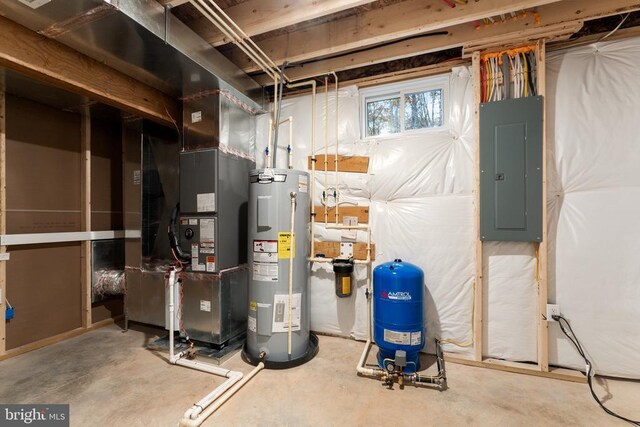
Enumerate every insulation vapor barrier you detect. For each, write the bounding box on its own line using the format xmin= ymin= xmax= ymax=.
xmin=256 ymin=36 xmax=640 ymax=378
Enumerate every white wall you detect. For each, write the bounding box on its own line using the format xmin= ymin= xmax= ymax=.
xmin=256 ymin=36 xmax=640 ymax=378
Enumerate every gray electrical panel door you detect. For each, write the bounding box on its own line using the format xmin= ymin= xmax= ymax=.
xmin=479 ymin=96 xmax=543 ymax=242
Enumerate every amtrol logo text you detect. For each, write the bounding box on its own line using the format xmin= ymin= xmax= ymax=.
xmin=381 ymin=291 xmax=412 ymax=300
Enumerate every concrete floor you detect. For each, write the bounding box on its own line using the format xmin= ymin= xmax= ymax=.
xmin=0 ymin=323 xmax=638 ymax=426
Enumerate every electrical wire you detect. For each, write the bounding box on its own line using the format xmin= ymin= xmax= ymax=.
xmin=599 ymin=13 xmax=631 ymax=42
xmin=554 ymin=314 xmax=640 ymax=426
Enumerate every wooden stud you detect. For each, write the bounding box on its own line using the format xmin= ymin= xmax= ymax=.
xmin=0 ymin=316 xmax=122 ymax=362
xmin=313 ymin=241 xmax=375 ymax=261
xmin=314 ymin=206 xmax=369 ymax=224
xmin=536 ymin=39 xmax=549 ymax=372
xmin=471 ymin=51 xmax=483 ymax=362
xmin=0 ymin=72 xmax=6 ymax=354
xmin=80 ymin=111 xmax=92 ymax=329
xmin=307 ymin=155 xmax=369 ymax=173
xmin=445 ymin=352 xmax=586 ymax=383
xmin=0 ymin=16 xmax=180 ymax=127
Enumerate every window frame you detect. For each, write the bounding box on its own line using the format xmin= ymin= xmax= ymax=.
xmin=360 ymin=75 xmax=450 ymax=140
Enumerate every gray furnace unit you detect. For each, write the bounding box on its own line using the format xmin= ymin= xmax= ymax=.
xmin=177 ymin=148 xmax=253 ymax=347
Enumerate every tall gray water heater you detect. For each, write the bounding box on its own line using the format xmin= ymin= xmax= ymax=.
xmin=243 ymin=168 xmax=318 ymax=368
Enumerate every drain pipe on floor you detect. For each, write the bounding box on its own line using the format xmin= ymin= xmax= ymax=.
xmin=167 ymin=266 xmax=264 ymax=426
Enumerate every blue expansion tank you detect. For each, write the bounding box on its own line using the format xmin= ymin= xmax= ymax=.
xmin=373 ymin=259 xmax=424 ymax=373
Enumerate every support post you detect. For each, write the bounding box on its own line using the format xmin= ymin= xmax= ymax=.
xmin=0 ymin=72 xmax=6 ymax=353
xmin=80 ymin=109 xmax=92 ymax=328
xmin=472 ymin=51 xmax=483 ymax=362
xmin=536 ymin=39 xmax=549 ymax=372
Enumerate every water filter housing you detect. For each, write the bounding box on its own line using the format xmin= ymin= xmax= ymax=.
xmin=244 ymin=168 xmax=318 ymax=367
xmin=374 ymin=259 xmax=425 ymax=373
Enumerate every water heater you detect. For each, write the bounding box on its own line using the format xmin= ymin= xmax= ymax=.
xmin=373 ymin=259 xmax=425 ymax=373
xmin=244 ymin=168 xmax=318 ymax=367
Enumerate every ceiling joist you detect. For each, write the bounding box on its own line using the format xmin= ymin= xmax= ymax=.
xmin=176 ymin=0 xmax=377 ymax=46
xmin=221 ymin=0 xmax=563 ymax=73
xmin=245 ymin=0 xmax=640 ymax=84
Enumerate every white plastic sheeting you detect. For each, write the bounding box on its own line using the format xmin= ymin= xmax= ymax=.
xmin=546 ymin=37 xmax=640 ymax=378
xmin=254 ymin=37 xmax=640 ymax=378
xmin=257 ymin=69 xmax=479 ymax=357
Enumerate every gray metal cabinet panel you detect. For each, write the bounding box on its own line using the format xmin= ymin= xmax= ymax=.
xmin=179 ymin=149 xmax=253 ymax=270
xmin=479 ymin=96 xmax=543 ymax=242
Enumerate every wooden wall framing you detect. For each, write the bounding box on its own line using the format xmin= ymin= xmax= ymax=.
xmin=446 ymin=40 xmax=585 ymax=382
xmin=0 ymin=95 xmax=123 ymax=359
xmin=0 ymin=73 xmax=6 ymax=354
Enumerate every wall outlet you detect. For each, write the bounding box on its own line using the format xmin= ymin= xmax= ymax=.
xmin=546 ymin=304 xmax=560 ymax=321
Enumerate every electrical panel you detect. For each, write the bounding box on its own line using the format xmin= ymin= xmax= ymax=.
xmin=479 ymin=96 xmax=543 ymax=242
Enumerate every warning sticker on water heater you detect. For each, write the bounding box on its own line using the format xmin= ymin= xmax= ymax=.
xmin=272 ymin=293 xmax=301 ymax=333
xmin=253 ymin=239 xmax=277 ymax=262
xmin=248 ymin=316 xmax=256 ymax=333
xmin=278 ymin=232 xmax=295 ymax=259
xmin=298 ymin=175 xmax=308 ymax=193
xmin=253 ymin=261 xmax=278 ymax=282
xmin=383 ymin=329 xmax=411 ymax=345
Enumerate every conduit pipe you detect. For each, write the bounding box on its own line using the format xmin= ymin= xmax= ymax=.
xmin=168 ymin=267 xmax=261 ymax=426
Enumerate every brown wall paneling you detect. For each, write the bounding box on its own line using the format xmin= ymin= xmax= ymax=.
xmin=6 ymin=95 xmax=81 ymax=234
xmin=123 ymin=124 xmax=141 ymax=268
xmin=91 ymin=117 xmax=123 ymax=231
xmin=6 ymin=243 xmax=82 ymax=349
xmin=5 ymin=95 xmax=83 ymax=348
xmin=91 ymin=296 xmax=124 ymax=323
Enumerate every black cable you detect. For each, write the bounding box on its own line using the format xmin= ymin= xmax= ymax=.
xmin=552 ymin=314 xmax=640 ymax=426
xmin=168 ymin=203 xmax=191 ymax=264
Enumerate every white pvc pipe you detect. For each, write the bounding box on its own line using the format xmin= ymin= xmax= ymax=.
xmin=201 ymin=0 xmax=285 ymax=81
xmin=267 ymin=118 xmax=273 ymax=168
xmin=330 ymin=72 xmax=339 ymax=225
xmin=168 ymin=266 xmax=250 ymax=426
xmin=179 ymin=362 xmax=265 ymax=427
xmin=286 ymin=80 xmax=317 ymax=259
xmin=286 ymin=116 xmax=293 ymax=169
xmin=169 ymin=268 xmax=178 ymax=363
xmin=288 ymin=192 xmax=297 ymax=355
xmin=323 ymin=76 xmax=329 ymax=226
xmin=191 ymin=0 xmax=279 ymax=80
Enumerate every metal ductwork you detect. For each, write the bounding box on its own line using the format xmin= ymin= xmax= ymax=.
xmin=0 ymin=0 xmax=262 ymax=110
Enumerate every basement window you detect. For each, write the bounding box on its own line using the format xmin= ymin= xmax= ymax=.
xmin=361 ymin=76 xmax=449 ymax=138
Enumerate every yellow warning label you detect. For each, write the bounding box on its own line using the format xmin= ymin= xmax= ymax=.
xmin=249 ymin=301 xmax=257 ymax=311
xmin=278 ymin=232 xmax=295 ymax=259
